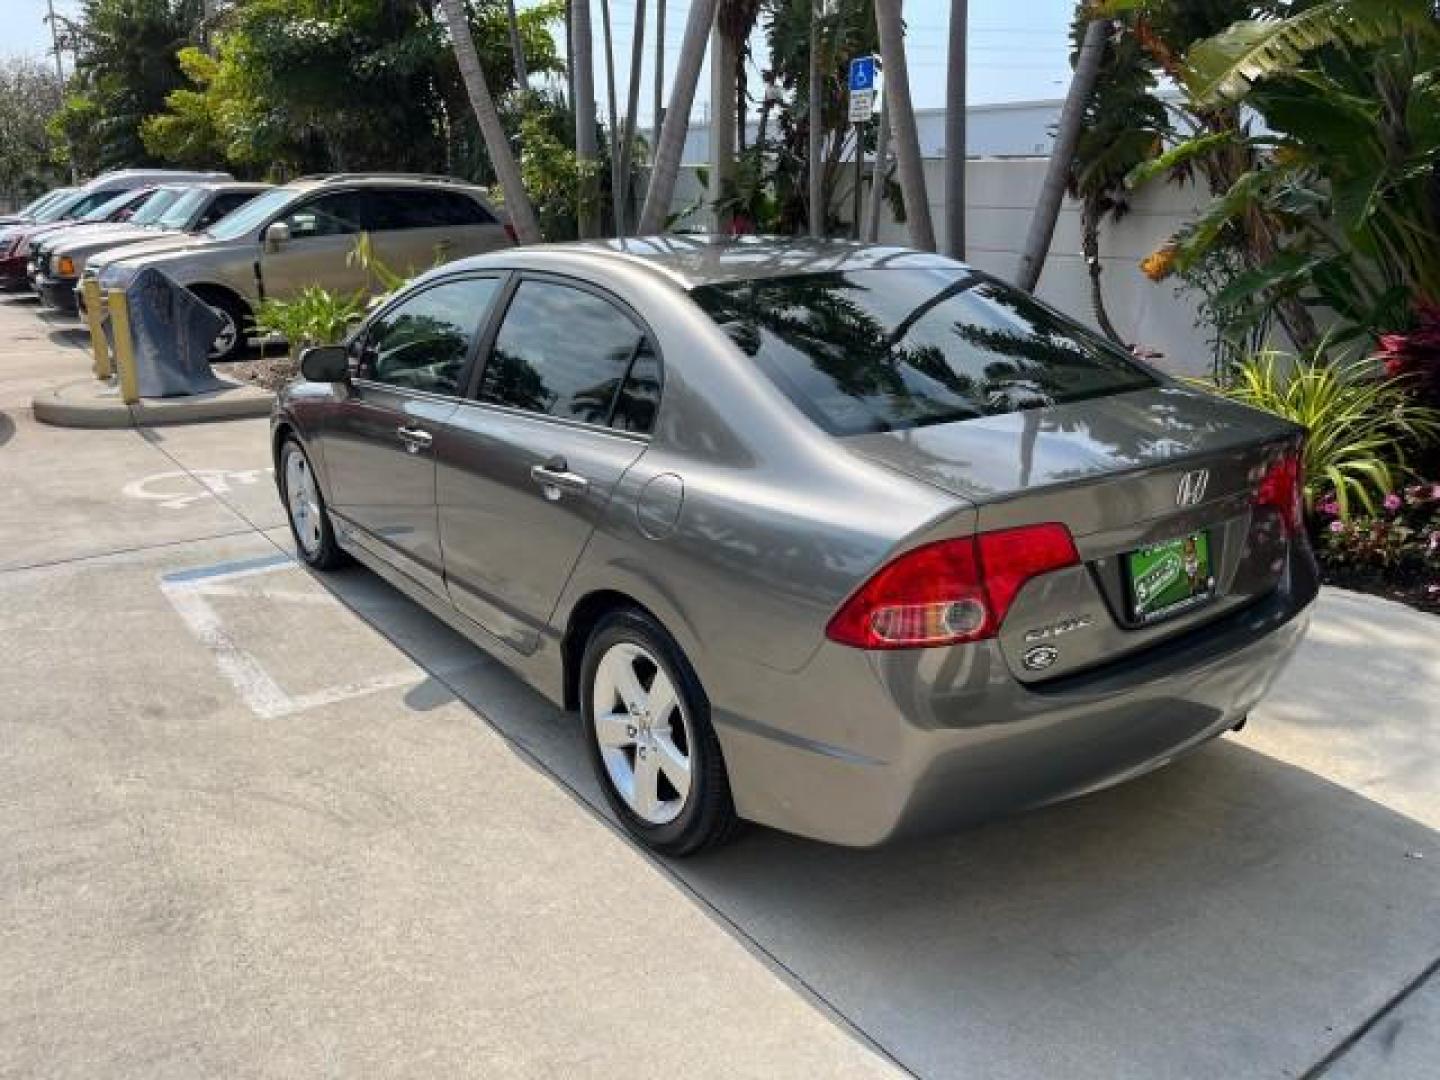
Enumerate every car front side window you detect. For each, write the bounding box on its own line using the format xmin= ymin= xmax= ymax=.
xmin=357 ymin=277 xmax=501 ymax=397
xmin=478 ymin=280 xmax=659 ymax=432
xmin=281 ymin=192 xmax=365 ymax=239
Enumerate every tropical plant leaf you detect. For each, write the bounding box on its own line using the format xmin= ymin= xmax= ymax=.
xmin=1126 ymin=130 xmax=1236 ymax=188
xmin=1184 ymin=0 xmax=1440 ymax=107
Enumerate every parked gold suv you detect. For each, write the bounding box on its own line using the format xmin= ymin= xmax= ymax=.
xmin=86 ymin=174 xmax=512 ymax=361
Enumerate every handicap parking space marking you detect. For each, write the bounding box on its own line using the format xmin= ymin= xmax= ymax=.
xmin=161 ymin=553 xmax=423 ymax=719
xmin=124 ymin=467 xmax=275 ymax=510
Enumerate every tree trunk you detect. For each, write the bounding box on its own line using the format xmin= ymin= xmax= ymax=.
xmin=1016 ymin=17 xmax=1106 ymax=291
xmin=505 ymin=0 xmax=528 ymax=88
xmin=652 ymin=0 xmax=666 ymax=163
xmin=874 ymin=0 xmax=935 ymax=250
xmin=599 ymin=0 xmax=623 ymax=234
xmin=1082 ymin=196 xmax=1125 ymax=345
xmin=617 ymin=0 xmax=647 ymax=237
xmin=638 ymin=0 xmax=722 ymax=234
xmin=943 ymin=0 xmax=966 ymax=258
xmin=807 ymin=0 xmax=823 ymax=238
xmin=709 ymin=24 xmax=736 ymax=232
xmin=438 ymin=0 xmax=541 ymax=243
xmin=571 ymin=0 xmax=600 ymax=237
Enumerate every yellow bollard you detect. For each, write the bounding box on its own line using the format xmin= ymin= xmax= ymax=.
xmin=106 ymin=289 xmax=140 ymax=405
xmin=81 ymin=278 xmax=112 ymax=380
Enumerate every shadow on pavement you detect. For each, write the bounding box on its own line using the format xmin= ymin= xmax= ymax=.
xmin=314 ymin=562 xmax=1440 ymax=1080
xmin=0 ymin=411 xmax=13 ymax=447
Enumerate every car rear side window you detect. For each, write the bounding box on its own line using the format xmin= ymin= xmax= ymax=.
xmin=690 ymin=268 xmax=1156 ymax=436
xmin=358 ymin=277 xmax=501 ymax=396
xmin=479 ymin=280 xmax=657 ymax=432
xmin=364 ymin=189 xmax=495 ymax=230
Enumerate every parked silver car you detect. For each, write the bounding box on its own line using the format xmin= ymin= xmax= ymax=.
xmin=35 ymin=182 xmax=270 ymax=312
xmin=271 ymin=237 xmax=1317 ymax=855
xmin=89 ymin=173 xmax=512 ymax=361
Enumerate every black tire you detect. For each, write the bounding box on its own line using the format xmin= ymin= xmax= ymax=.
xmin=278 ymin=437 xmax=347 ymax=570
xmin=193 ymin=287 xmax=250 ymax=363
xmin=581 ymin=608 xmax=741 ymax=857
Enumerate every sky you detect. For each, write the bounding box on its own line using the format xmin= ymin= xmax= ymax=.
xmin=4 ymin=0 xmax=1079 ymax=123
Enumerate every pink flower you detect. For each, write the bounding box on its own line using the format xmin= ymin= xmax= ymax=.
xmin=1316 ymin=497 xmax=1340 ymax=517
xmin=1384 ymin=493 xmax=1404 ymax=513
xmin=1329 ymin=520 xmax=1346 ymax=533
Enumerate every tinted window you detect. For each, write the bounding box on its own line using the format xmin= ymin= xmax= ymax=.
xmin=364 ymin=189 xmax=495 ymax=229
xmin=205 ymin=187 xmax=293 ymax=240
xmin=76 ymin=189 xmax=141 ymax=221
xmin=611 ymin=346 xmax=660 ymax=433
xmin=358 ymin=277 xmax=500 ymax=395
xmin=690 ymin=268 xmax=1156 ymax=436
xmin=196 ymin=191 xmax=258 ymax=229
xmin=280 ymin=191 xmax=365 ymax=238
xmin=480 ymin=281 xmax=651 ymax=428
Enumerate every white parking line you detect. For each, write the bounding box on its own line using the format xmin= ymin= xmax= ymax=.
xmin=161 ymin=553 xmax=422 ymax=719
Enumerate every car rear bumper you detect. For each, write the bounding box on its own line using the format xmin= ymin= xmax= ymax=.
xmin=712 ymin=544 xmax=1319 ymax=846
xmin=36 ymin=276 xmax=79 ymax=311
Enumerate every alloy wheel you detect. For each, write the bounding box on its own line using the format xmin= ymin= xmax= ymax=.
xmin=284 ymin=447 xmax=323 ymax=557
xmin=591 ymin=642 xmax=694 ymax=826
xmin=209 ymin=305 xmax=238 ymax=358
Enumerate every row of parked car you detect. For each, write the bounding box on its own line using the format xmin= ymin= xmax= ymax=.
xmin=1 ymin=169 xmax=513 ymax=360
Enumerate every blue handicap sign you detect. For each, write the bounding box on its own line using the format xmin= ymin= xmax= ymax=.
xmin=848 ymin=56 xmax=875 ymax=92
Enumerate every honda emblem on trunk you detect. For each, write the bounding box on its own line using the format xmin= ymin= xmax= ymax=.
xmin=1176 ymin=469 xmax=1210 ymax=508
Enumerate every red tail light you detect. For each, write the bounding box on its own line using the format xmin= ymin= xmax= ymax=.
xmin=1255 ymin=448 xmax=1304 ymax=535
xmin=826 ymin=523 xmax=1080 ymax=650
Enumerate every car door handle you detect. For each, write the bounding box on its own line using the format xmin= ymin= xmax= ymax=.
xmin=530 ymin=460 xmax=590 ymax=498
xmin=397 ymin=425 xmax=433 ymax=453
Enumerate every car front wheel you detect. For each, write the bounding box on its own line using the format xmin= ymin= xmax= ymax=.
xmin=280 ymin=437 xmax=345 ymax=569
xmin=581 ymin=610 xmax=740 ymax=856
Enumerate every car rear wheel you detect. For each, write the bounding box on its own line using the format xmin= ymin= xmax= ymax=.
xmin=280 ymin=438 xmax=345 ymax=570
xmin=581 ymin=610 xmax=740 ymax=856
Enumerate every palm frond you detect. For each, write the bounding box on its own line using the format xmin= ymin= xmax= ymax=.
xmin=1184 ymin=0 xmax=1440 ymax=107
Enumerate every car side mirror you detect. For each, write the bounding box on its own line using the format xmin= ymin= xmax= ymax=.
xmin=299 ymin=344 xmax=349 ymax=383
xmin=263 ymin=221 xmax=291 ymax=253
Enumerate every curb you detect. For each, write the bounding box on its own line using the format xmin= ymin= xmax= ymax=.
xmin=32 ymin=377 xmax=274 ymax=429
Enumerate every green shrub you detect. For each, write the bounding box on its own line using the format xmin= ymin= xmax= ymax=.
xmin=253 ymin=286 xmax=367 ymax=355
xmin=1207 ymin=350 xmax=1440 ymax=518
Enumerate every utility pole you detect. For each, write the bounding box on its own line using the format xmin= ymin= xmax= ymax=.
xmin=45 ymin=0 xmax=66 ymax=85
xmin=44 ymin=0 xmax=77 ymax=183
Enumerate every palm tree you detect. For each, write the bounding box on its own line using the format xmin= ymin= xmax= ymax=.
xmin=638 ymin=0 xmax=723 ymax=234
xmin=571 ymin=0 xmax=600 ymax=237
xmin=808 ymin=0 xmax=823 ymax=237
xmin=943 ymin=0 xmax=966 ymax=258
xmin=599 ymin=0 xmax=623 ymax=232
xmin=1064 ymin=8 xmax=1168 ymax=345
xmin=1016 ymin=15 xmax=1107 ymax=291
xmin=438 ymin=0 xmax=541 ymax=243
xmin=652 ymin=0 xmax=666 ymax=157
xmin=874 ymin=0 xmax=935 ymax=250
xmin=504 ymin=0 xmax=528 ymax=87
xmin=617 ymin=0 xmax=648 ymax=235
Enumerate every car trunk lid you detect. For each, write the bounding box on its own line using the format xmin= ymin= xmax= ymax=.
xmin=845 ymin=385 xmax=1305 ymax=681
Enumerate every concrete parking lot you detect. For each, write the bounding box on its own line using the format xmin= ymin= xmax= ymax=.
xmin=1 ymin=293 xmax=1437 ymax=1079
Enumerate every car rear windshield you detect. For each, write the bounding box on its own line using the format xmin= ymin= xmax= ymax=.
xmin=690 ymin=267 xmax=1157 ymax=436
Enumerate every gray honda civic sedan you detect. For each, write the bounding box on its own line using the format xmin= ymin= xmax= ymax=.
xmin=272 ymin=237 xmax=1317 ymax=855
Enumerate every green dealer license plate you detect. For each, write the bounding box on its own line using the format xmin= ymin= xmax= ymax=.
xmin=1126 ymin=532 xmax=1215 ymax=624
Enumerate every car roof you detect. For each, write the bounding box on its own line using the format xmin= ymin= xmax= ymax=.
xmin=458 ymin=235 xmax=967 ymax=290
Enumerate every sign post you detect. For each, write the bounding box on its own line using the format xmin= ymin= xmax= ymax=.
xmin=847 ymin=56 xmax=877 ymax=241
